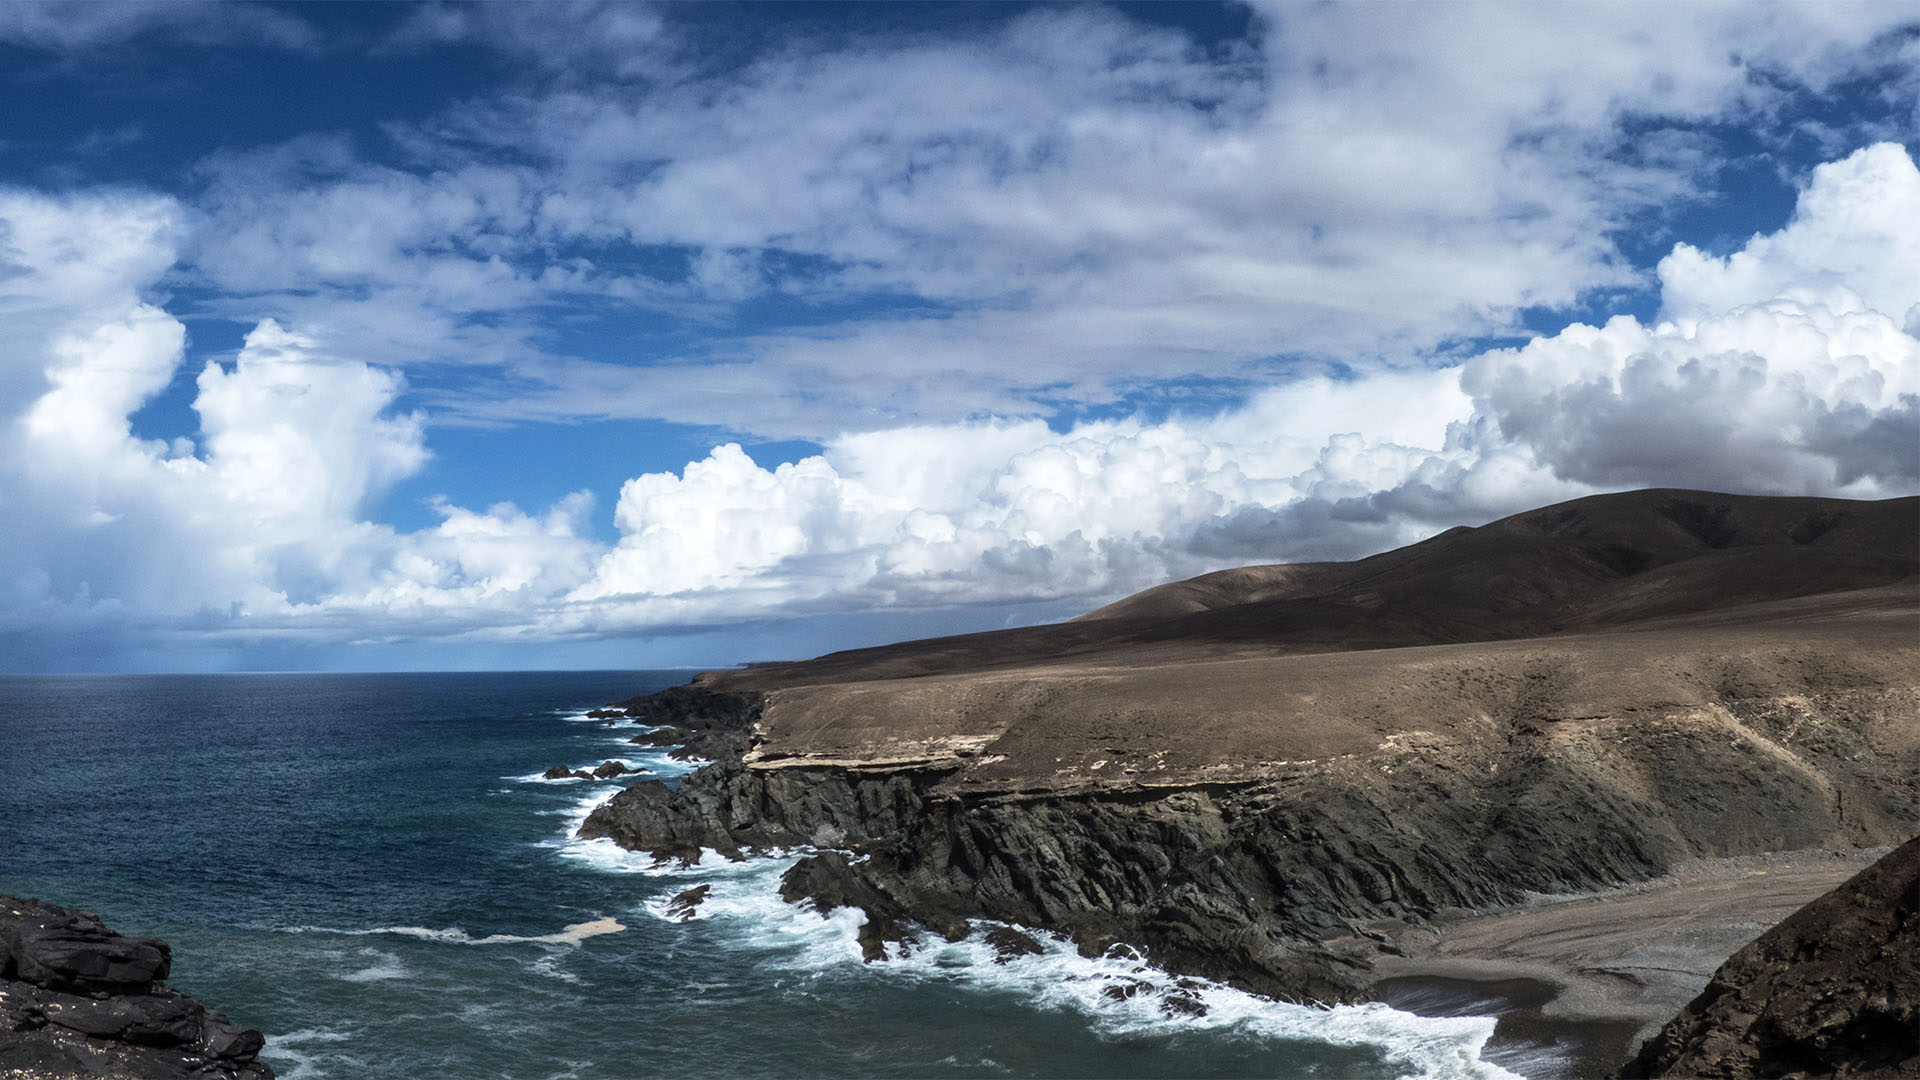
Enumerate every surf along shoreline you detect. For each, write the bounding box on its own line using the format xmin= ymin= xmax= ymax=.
xmin=571 ymin=675 xmax=1907 ymax=1078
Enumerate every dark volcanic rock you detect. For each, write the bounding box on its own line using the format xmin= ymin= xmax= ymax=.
xmin=0 ymin=896 xmax=272 ymax=1079
xmin=542 ymin=764 xmax=578 ymax=780
xmin=983 ymin=926 xmax=1045 ymax=963
xmin=592 ymin=760 xmax=639 ymax=780
xmin=587 ymin=670 xmax=1915 ymax=1009
xmin=1623 ymin=836 xmax=1920 ymax=1079
xmin=663 ymin=885 xmax=711 ymax=922
xmin=601 ymin=685 xmax=762 ymax=761
xmin=778 ymin=851 xmax=951 ymax=962
xmin=584 ymin=708 xmax=626 ymax=719
xmin=2 ymin=901 xmax=170 ymax=995
xmin=626 ymin=728 xmax=683 ymax=747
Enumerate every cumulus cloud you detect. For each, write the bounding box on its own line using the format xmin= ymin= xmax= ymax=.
xmin=182 ymin=2 xmax=1920 ymax=435
xmin=563 ymin=142 xmax=1920 ymax=628
xmin=568 ymin=367 xmax=1479 ymax=623
xmin=3 ymin=126 xmax=1917 ymax=660
xmin=0 ymin=191 xmax=594 ymax=646
xmin=1657 ymin=143 xmax=1920 ymax=324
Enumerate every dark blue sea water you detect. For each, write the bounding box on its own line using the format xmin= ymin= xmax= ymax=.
xmin=1 ymin=672 xmax=1516 ymax=1079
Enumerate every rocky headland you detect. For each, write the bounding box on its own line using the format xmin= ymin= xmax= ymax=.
xmin=578 ymin=489 xmax=1919 ymax=1062
xmin=0 ymin=896 xmax=271 ymax=1079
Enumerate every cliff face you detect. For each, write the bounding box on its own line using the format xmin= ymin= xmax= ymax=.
xmin=1623 ymin=836 xmax=1919 ymax=1078
xmin=581 ymin=490 xmax=1920 ymax=1006
xmin=0 ymin=896 xmax=272 ymax=1079
xmin=583 ymin=661 xmax=1917 ymax=1004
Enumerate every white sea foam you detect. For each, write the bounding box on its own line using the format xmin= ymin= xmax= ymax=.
xmin=285 ymin=918 xmax=625 ymax=947
xmin=262 ymin=1027 xmax=359 ymax=1080
xmin=530 ymin=954 xmax=582 ymax=984
xmin=623 ymin=851 xmax=1519 ymax=1080
xmin=541 ymin=788 xmax=620 ymax=840
xmin=868 ymin=933 xmax=1522 ymax=1080
xmin=338 ymin=948 xmax=410 ymax=983
xmin=618 ymin=746 xmax=702 ymax=778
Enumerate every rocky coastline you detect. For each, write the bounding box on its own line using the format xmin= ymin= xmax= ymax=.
xmin=579 ymin=672 xmax=1916 ymax=1014
xmin=0 ymin=895 xmax=271 ymax=1080
xmin=577 ymin=491 xmax=1919 ymax=1073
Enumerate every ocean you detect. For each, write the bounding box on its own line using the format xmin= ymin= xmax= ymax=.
xmin=0 ymin=672 xmax=1520 ymax=1079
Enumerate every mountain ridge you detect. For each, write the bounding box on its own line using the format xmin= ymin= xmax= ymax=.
xmin=708 ymin=488 xmax=1916 ymax=691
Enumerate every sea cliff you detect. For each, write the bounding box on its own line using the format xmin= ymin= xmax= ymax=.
xmin=581 ymin=652 xmax=1916 ymax=1007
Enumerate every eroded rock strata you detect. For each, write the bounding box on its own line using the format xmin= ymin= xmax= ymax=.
xmin=582 ymin=673 xmax=1917 ymax=1005
xmin=0 ymin=896 xmax=272 ymax=1080
xmin=1623 ymin=835 xmax=1919 ymax=1079
xmin=580 ymin=490 xmax=1920 ymax=1006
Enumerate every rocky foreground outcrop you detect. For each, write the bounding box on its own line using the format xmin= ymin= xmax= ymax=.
xmin=581 ymin=491 xmax=1919 ymax=1006
xmin=1623 ymin=835 xmax=1919 ymax=1078
xmin=0 ymin=896 xmax=271 ymax=1079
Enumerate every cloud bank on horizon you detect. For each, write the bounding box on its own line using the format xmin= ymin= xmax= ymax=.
xmin=1 ymin=1 xmax=1916 ymax=670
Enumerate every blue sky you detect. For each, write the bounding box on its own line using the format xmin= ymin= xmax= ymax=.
xmin=1 ymin=1 xmax=1916 ymax=672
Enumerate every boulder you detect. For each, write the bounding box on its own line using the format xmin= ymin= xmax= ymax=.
xmin=983 ymin=926 xmax=1045 ymax=964
xmin=0 ymin=895 xmax=272 ymax=1078
xmin=2 ymin=900 xmax=169 ymax=994
xmin=664 ymin=885 xmax=711 ymax=922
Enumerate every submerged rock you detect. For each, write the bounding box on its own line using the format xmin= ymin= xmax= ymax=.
xmin=1623 ymin=836 xmax=1920 ymax=1078
xmin=0 ymin=895 xmax=272 ymax=1079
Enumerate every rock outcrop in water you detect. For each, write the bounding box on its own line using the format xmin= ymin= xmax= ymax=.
xmin=1622 ymin=835 xmax=1920 ymax=1078
xmin=580 ymin=490 xmax=1920 ymax=1006
xmin=0 ymin=896 xmax=272 ymax=1079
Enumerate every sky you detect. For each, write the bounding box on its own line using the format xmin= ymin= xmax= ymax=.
xmin=1 ymin=1 xmax=1917 ymax=673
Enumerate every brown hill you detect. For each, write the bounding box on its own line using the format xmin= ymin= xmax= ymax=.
xmin=711 ymin=488 xmax=1916 ymax=690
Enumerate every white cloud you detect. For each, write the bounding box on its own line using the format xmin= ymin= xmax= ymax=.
xmin=0 ymin=0 xmax=317 ymax=52
xmin=564 ymin=142 xmax=1920 ymax=628
xmin=0 ymin=192 xmax=592 ymax=637
xmin=377 ymin=1 xmax=673 ymax=79
xmin=181 ymin=3 xmax=1920 ymax=435
xmin=1657 ymin=143 xmax=1920 ymax=324
xmin=5 ymin=81 xmax=1919 ymax=662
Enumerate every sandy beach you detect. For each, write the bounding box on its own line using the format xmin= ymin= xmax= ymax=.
xmin=1366 ymin=845 xmax=1893 ymax=1077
